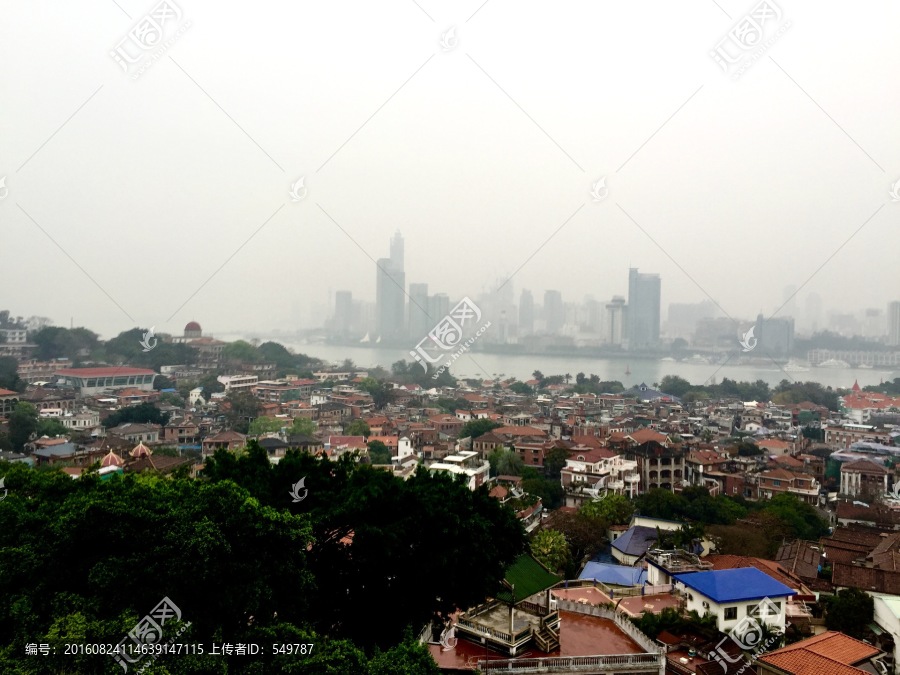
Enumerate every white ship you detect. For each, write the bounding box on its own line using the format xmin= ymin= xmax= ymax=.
xmin=817 ymin=358 xmax=851 ymax=368
xmin=783 ymin=361 xmax=810 ymax=373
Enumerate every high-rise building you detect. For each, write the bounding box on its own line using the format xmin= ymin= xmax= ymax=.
xmin=390 ymin=230 xmax=404 ymax=269
xmin=666 ymin=300 xmax=717 ymax=341
xmin=408 ymin=283 xmax=430 ymax=339
xmin=889 ymin=301 xmax=900 ymax=346
xmin=544 ymin=290 xmax=564 ymax=334
xmin=755 ymin=314 xmax=794 ymax=358
xmin=334 ymin=290 xmax=353 ymax=335
xmin=518 ymin=290 xmax=534 ymax=336
xmin=375 ymin=232 xmax=406 ymax=342
xmin=627 ymin=268 xmax=661 ymax=349
xmin=605 ymin=296 xmax=626 ymax=345
xmin=428 ymin=294 xmax=450 ymax=327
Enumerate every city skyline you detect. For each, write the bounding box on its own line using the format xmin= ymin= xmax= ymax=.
xmin=323 ymin=233 xmax=899 ymax=349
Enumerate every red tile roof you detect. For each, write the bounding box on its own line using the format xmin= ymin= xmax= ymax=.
xmin=0 ymin=388 xmax=17 ymax=396
xmin=759 ymin=631 xmax=879 ymax=674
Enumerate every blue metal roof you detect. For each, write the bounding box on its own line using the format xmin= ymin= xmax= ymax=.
xmin=579 ymin=562 xmax=647 ymax=586
xmin=674 ymin=568 xmax=793 ymax=603
xmin=611 ymin=526 xmax=659 ymax=557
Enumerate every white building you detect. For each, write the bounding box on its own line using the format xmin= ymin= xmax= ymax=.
xmin=428 ymin=450 xmax=490 ymax=490
xmin=560 ymin=447 xmax=640 ymax=498
xmin=217 ymin=374 xmax=258 ymax=393
xmin=673 ymin=568 xmax=793 ymax=633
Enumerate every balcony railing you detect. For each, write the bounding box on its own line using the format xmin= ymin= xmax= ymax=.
xmin=478 ymin=652 xmax=663 ymax=672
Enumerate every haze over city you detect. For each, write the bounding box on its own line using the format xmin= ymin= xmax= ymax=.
xmin=2 ymin=1 xmax=899 ymax=341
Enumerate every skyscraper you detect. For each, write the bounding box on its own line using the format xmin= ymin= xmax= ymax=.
xmin=334 ymin=290 xmax=353 ymax=335
xmin=544 ymin=290 xmax=564 ymax=334
xmin=889 ymin=301 xmax=900 ymax=346
xmin=605 ymin=296 xmax=626 ymax=345
xmin=627 ymin=268 xmax=661 ymax=349
xmin=375 ymin=232 xmax=406 ymax=342
xmin=518 ymin=290 xmax=534 ymax=336
xmin=408 ymin=282 xmax=430 ymax=339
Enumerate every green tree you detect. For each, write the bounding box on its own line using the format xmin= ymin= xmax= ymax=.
xmin=581 ymin=493 xmax=635 ymax=525
xmin=290 ymin=417 xmax=318 ymax=437
xmin=345 ymin=419 xmax=371 ymax=437
xmin=634 ymin=488 xmax=686 ymax=520
xmin=368 ymin=630 xmax=441 ymax=674
xmin=224 ymin=390 xmax=261 ymax=434
xmin=103 ymin=402 xmax=169 ymax=429
xmin=223 ymin=339 xmax=262 ymax=364
xmin=522 ymin=468 xmax=564 ymax=509
xmin=458 ymin=418 xmax=501 ymax=441
xmin=824 ymin=588 xmax=873 ymax=639
xmin=249 ymin=416 xmax=287 ymax=436
xmin=368 ymin=440 xmax=392 ymax=464
xmin=0 ymin=356 xmax=25 ymax=392
xmin=8 ymin=401 xmax=39 ymax=450
xmin=543 ymin=446 xmax=571 ymax=479
xmin=359 ymin=378 xmax=393 ymax=410
xmin=36 ymin=418 xmax=68 ymax=438
xmin=509 ymin=381 xmax=533 ymax=395
xmin=659 ymin=375 xmax=692 ymax=398
xmin=488 ymin=448 xmax=524 ymax=477
xmin=530 ymin=529 xmax=570 ymax=574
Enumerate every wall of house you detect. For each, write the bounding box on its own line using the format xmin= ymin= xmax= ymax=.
xmin=675 ymin=585 xmax=787 ymax=633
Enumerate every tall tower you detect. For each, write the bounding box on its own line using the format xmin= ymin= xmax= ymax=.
xmin=888 ymin=301 xmax=900 ymax=347
xmin=544 ymin=290 xmax=565 ymax=334
xmin=376 ymin=232 xmax=406 ymax=342
xmin=408 ymin=282 xmax=430 ymax=339
xmin=627 ymin=268 xmax=661 ymax=349
xmin=606 ymin=296 xmax=626 ymax=345
xmin=519 ymin=290 xmax=534 ymax=336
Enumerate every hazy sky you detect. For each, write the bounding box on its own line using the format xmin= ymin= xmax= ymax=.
xmin=1 ymin=0 xmax=898 ymax=339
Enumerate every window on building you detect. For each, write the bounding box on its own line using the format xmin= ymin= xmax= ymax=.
xmin=724 ymin=607 xmax=738 ymax=620
xmin=773 ymin=480 xmax=781 ymax=487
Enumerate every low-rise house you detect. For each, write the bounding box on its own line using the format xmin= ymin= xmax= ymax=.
xmin=756 ymin=630 xmax=888 ymax=675
xmin=839 ymin=459 xmax=890 ymax=498
xmin=756 ymin=468 xmax=820 ymax=504
xmin=201 ymin=430 xmax=247 ymax=456
xmin=106 ymin=423 xmax=160 ymax=444
xmin=0 ymin=388 xmax=19 ymax=419
xmin=673 ymin=567 xmax=793 ymax=633
xmin=428 ymin=450 xmax=490 ymax=490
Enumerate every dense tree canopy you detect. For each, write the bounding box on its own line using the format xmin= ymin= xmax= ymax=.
xmin=203 ymin=443 xmax=525 ymax=649
xmin=0 ymin=444 xmax=519 ymax=671
xmin=458 ymin=419 xmax=501 ymax=441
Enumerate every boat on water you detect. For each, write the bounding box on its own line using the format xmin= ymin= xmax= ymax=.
xmin=660 ymin=357 xmax=676 ymax=362
xmin=783 ymin=361 xmax=810 ymax=373
xmin=817 ymin=358 xmax=851 ymax=368
xmin=857 ymin=364 xmax=874 ymax=369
